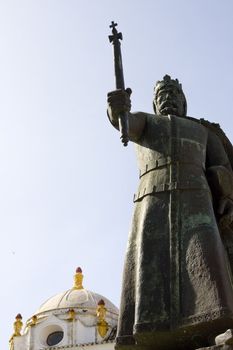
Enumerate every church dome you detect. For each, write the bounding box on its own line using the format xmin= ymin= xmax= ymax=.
xmin=36 ymin=284 xmax=118 ymax=316
xmin=10 ymin=267 xmax=118 ymax=350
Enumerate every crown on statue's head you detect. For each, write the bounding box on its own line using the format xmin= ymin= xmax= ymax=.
xmin=155 ymin=75 xmax=183 ymax=93
xmin=153 ymin=74 xmax=187 ymax=116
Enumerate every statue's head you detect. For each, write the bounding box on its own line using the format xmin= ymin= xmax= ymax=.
xmin=153 ymin=75 xmax=187 ymax=117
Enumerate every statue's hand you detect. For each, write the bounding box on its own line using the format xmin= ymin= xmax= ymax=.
xmin=218 ymin=197 xmax=233 ymax=228
xmin=107 ymin=88 xmax=132 ymax=125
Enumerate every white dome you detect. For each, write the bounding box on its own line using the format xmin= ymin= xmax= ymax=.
xmin=36 ymin=288 xmax=119 ymax=315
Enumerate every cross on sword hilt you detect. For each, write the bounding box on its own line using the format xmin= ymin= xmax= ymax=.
xmin=108 ymin=21 xmax=129 ymax=146
xmin=109 ymin=21 xmax=123 ymax=42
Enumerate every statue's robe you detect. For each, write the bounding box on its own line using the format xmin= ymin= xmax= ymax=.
xmin=116 ymin=113 xmax=233 ymax=350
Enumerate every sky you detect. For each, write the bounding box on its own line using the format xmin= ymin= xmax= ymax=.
xmin=1 ymin=0 xmax=233 ymax=348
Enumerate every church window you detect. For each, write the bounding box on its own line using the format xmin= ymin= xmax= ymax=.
xmin=46 ymin=331 xmax=64 ymax=346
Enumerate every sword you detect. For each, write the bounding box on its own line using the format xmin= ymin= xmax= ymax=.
xmin=109 ymin=21 xmax=129 ymax=147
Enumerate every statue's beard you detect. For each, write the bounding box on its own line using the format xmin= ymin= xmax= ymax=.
xmin=159 ymin=104 xmax=178 ymax=115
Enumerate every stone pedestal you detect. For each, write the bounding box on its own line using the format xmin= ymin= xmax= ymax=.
xmin=197 ymin=329 xmax=233 ymax=349
xmin=197 ymin=346 xmax=233 ymax=350
xmin=115 ymin=329 xmax=233 ymax=350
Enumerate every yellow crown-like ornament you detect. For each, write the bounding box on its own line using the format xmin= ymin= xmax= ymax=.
xmin=13 ymin=314 xmax=23 ymax=336
xmin=73 ymin=267 xmax=84 ymax=290
xmin=68 ymin=308 xmax=76 ymax=321
xmin=96 ymin=299 xmax=108 ymax=338
xmin=9 ymin=314 xmax=23 ymax=349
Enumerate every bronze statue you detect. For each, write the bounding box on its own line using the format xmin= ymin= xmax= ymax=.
xmin=107 ymin=75 xmax=233 ymax=350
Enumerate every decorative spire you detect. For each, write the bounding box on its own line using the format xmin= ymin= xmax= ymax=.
xmin=73 ymin=267 xmax=84 ymax=290
xmin=96 ymin=299 xmax=108 ymax=338
xmin=9 ymin=314 xmax=23 ymax=348
xmin=13 ymin=314 xmax=23 ymax=336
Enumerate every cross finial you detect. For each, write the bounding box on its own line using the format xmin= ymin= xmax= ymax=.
xmin=110 ymin=21 xmax=118 ymax=30
xmin=109 ymin=21 xmax=122 ymax=43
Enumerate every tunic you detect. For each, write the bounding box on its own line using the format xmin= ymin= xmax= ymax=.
xmin=116 ymin=113 xmax=233 ymax=350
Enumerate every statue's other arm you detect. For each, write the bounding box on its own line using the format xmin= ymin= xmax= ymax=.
xmin=206 ymin=129 xmax=233 ymax=226
xmin=107 ymin=89 xmax=146 ymax=141
xmin=206 ymin=129 xmax=232 ymax=171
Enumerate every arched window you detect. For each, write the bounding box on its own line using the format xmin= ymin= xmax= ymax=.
xmin=47 ymin=331 xmax=64 ymax=346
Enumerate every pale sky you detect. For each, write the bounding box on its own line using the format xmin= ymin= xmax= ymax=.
xmin=1 ymin=0 xmax=233 ymax=348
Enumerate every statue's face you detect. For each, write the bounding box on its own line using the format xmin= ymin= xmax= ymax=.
xmin=155 ymin=85 xmax=185 ymax=117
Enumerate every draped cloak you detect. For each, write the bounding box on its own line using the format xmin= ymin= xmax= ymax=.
xmin=115 ymin=113 xmax=233 ymax=350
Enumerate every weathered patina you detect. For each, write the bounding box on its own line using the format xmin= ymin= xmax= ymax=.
xmin=107 ymin=75 xmax=233 ymax=350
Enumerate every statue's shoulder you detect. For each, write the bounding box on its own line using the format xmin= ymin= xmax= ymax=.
xmin=131 ymin=111 xmax=154 ymax=119
xmin=131 ymin=111 xmax=158 ymax=128
xmin=187 ymin=115 xmax=225 ymax=135
xmin=188 ymin=116 xmax=233 ymax=169
xmin=199 ymin=118 xmax=232 ymax=149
